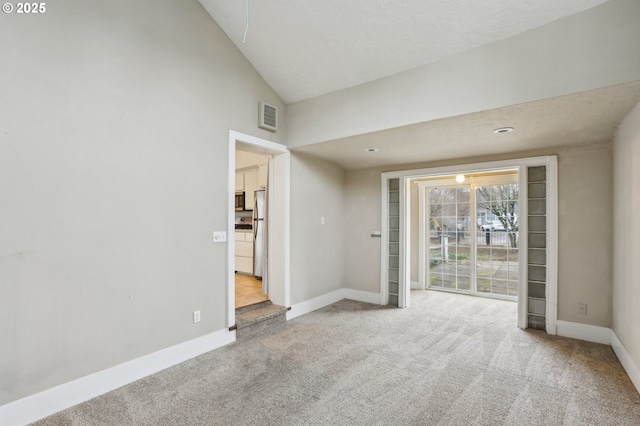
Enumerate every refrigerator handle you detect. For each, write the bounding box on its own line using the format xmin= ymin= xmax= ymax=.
xmin=253 ymin=192 xmax=258 ymax=240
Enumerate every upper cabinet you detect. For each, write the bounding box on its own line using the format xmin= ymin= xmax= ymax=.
xmin=235 ymin=150 xmax=269 ymax=208
xmin=243 ymin=168 xmax=258 ymax=210
xmin=258 ymin=164 xmax=268 ymax=188
xmin=235 ymin=171 xmax=244 ymax=191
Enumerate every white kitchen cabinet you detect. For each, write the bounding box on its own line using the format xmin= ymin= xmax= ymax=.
xmin=258 ymin=164 xmax=268 ymax=188
xmin=235 ymin=257 xmax=253 ymax=275
xmin=236 ymin=241 xmax=253 ymax=257
xmin=235 ymin=172 xmax=244 ymax=191
xmin=235 ymin=231 xmax=254 ymax=274
xmin=243 ymin=168 xmax=258 ymax=210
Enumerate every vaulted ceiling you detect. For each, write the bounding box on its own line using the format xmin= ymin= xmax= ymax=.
xmin=201 ymin=0 xmax=609 ymax=104
xmin=200 ymin=0 xmax=640 ymax=169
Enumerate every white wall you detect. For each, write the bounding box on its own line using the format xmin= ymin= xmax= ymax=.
xmin=290 ymin=153 xmax=346 ymax=303
xmin=344 ymin=144 xmax=613 ymax=327
xmin=286 ymin=0 xmax=640 ymax=147
xmin=612 ymin=101 xmax=640 ymax=369
xmin=0 ymin=0 xmax=284 ymax=406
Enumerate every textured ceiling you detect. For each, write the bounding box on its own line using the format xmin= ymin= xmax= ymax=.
xmin=200 ymin=0 xmax=609 ymax=104
xmin=291 ymin=81 xmax=640 ymax=170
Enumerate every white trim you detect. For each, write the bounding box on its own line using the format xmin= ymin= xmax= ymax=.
xmin=415 ymin=174 xmax=518 ymax=188
xmin=381 ymin=156 xmax=554 ymax=180
xmin=417 ymin=185 xmax=425 ymax=291
xmin=545 ymin=156 xmax=559 ymax=335
xmin=344 ymin=289 xmax=381 ymax=304
xmin=0 ymin=329 xmax=235 ymax=426
xmin=379 ymin=176 xmax=390 ymax=305
xmin=286 ymin=289 xmax=346 ymax=320
xmin=400 ymin=177 xmax=409 ymax=308
xmin=227 ymin=139 xmax=237 ymax=328
xmin=556 ymin=320 xmax=611 ymax=345
xmin=283 ymin=154 xmax=291 ymax=307
xmin=517 ymin=165 xmax=528 ymax=329
xmin=228 ymin=131 xmax=290 ymax=327
xmin=611 ymin=331 xmax=640 ymax=395
xmin=286 ymin=289 xmax=382 ymax=321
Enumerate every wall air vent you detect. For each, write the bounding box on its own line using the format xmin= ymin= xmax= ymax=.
xmin=258 ymin=101 xmax=277 ymax=132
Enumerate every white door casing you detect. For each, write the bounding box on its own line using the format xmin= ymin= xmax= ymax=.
xmin=227 ymin=131 xmax=290 ymax=329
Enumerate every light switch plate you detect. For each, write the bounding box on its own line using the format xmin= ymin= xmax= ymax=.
xmin=213 ymin=231 xmax=227 ymax=243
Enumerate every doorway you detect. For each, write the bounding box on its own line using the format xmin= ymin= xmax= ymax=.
xmin=234 ymin=149 xmax=270 ymax=309
xmin=227 ymin=131 xmax=290 ymax=330
xmin=380 ymin=156 xmax=558 ymax=332
xmin=418 ymin=170 xmax=519 ymax=300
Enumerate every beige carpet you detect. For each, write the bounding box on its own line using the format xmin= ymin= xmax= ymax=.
xmin=34 ymin=291 xmax=640 ymax=425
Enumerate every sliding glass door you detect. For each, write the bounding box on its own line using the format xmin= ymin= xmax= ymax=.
xmin=422 ymin=173 xmax=519 ymax=300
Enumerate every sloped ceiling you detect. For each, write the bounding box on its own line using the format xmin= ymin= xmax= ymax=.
xmin=201 ymin=0 xmax=609 ymax=104
xmin=200 ymin=1 xmax=640 ymax=170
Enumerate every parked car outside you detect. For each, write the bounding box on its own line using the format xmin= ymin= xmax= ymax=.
xmin=480 ymin=221 xmax=504 ymax=232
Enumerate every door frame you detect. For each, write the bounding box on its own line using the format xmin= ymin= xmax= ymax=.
xmin=417 ymin=172 xmax=520 ymax=299
xmin=227 ymin=130 xmax=290 ymax=329
xmin=380 ymin=156 xmax=558 ymax=333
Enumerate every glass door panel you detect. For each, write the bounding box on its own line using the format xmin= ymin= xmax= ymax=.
xmin=475 ymin=184 xmax=519 ymax=298
xmin=427 ymin=187 xmax=471 ymax=293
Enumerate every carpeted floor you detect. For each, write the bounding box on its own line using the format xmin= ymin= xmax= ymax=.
xmin=34 ymin=291 xmax=640 ymax=425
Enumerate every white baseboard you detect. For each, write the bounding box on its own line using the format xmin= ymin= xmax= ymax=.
xmin=286 ymin=289 xmax=345 ymax=320
xmin=546 ymin=322 xmax=557 ymax=335
xmin=0 ymin=328 xmax=236 ymax=426
xmin=556 ymin=320 xmax=611 ymax=345
xmin=611 ymin=330 xmax=640 ymax=395
xmin=410 ymin=281 xmax=421 ymax=290
xmin=343 ymin=289 xmax=381 ymax=304
xmin=287 ymin=289 xmax=382 ymax=320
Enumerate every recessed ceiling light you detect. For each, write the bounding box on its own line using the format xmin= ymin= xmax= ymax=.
xmin=366 ymin=148 xmax=379 ymax=152
xmin=455 ymin=174 xmax=466 ymax=183
xmin=493 ymin=127 xmax=514 ymax=134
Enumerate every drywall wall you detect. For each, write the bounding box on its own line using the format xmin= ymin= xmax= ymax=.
xmin=344 ymin=169 xmax=382 ymax=293
xmin=0 ymin=0 xmax=284 ymax=405
xmin=613 ymin=101 xmax=640 ymax=369
xmin=344 ymin=144 xmax=613 ymax=327
xmin=286 ymin=0 xmax=640 ymax=147
xmin=290 ymin=153 xmax=346 ymax=303
xmin=557 ymin=144 xmax=612 ymax=326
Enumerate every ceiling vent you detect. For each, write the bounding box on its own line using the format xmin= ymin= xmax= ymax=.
xmin=258 ymin=101 xmax=278 ymax=132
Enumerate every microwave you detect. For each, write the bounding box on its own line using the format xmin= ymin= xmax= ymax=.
xmin=235 ymin=191 xmax=245 ymax=211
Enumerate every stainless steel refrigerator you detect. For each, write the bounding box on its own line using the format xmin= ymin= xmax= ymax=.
xmin=252 ymin=190 xmax=265 ymax=280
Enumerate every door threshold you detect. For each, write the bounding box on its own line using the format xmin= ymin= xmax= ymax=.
xmin=236 ymin=299 xmax=271 ymax=311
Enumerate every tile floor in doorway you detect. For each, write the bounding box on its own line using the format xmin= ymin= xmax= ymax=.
xmin=235 ymin=273 xmax=268 ymax=309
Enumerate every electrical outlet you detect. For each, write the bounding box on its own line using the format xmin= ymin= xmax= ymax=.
xmin=320 ymin=216 xmax=326 ymax=225
xmin=213 ymin=231 xmax=226 ymax=243
xmin=193 ymin=310 xmax=201 ymax=323
xmin=577 ymin=303 xmax=587 ymax=315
